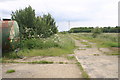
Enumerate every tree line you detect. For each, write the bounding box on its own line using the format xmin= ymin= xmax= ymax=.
xmin=11 ymin=6 xmax=58 ymax=39
xmin=69 ymin=26 xmax=120 ymax=33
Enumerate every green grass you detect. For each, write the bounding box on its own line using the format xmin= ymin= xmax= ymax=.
xmin=72 ymin=33 xmax=119 ymax=48
xmin=18 ymin=48 xmax=73 ymax=57
xmin=0 ymin=58 xmax=2 ymax=63
xmin=67 ymin=56 xmax=75 ymax=60
xmin=6 ymin=69 xmax=15 ymax=73
xmin=76 ymin=62 xmax=90 ymax=78
xmin=27 ymin=61 xmax=54 ymax=64
xmin=59 ymin=62 xmax=64 ymax=64
xmin=3 ymin=33 xmax=75 ymax=59
xmin=2 ymin=60 xmax=70 ymax=64
xmin=106 ymin=53 xmax=120 ymax=56
xmin=81 ymin=42 xmax=92 ymax=48
xmin=93 ymin=54 xmax=99 ymax=56
xmin=2 ymin=60 xmax=54 ymax=64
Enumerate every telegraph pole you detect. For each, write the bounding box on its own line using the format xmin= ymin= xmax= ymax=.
xmin=68 ymin=20 xmax=70 ymax=30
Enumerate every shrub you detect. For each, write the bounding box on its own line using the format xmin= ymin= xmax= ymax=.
xmin=23 ymin=38 xmax=60 ymax=49
xmin=92 ymin=27 xmax=102 ymax=38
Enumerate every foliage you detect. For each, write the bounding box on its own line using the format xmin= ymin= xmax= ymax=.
xmin=69 ymin=26 xmax=119 ymax=33
xmin=23 ymin=38 xmax=59 ymax=49
xmin=67 ymin=56 xmax=75 ymax=60
xmin=76 ymin=62 xmax=90 ymax=78
xmin=92 ymin=27 xmax=102 ymax=38
xmin=3 ymin=34 xmax=75 ymax=58
xmin=11 ymin=6 xmax=58 ymax=39
xmin=2 ymin=60 xmax=54 ymax=64
xmin=35 ymin=14 xmax=58 ymax=38
xmin=59 ymin=31 xmax=68 ymax=34
xmin=11 ymin=6 xmax=36 ymax=39
xmin=72 ymin=33 xmax=119 ymax=48
xmin=69 ymin=27 xmax=93 ymax=33
xmin=6 ymin=69 xmax=15 ymax=73
xmin=59 ymin=62 xmax=64 ymax=64
xmin=27 ymin=61 xmax=54 ymax=64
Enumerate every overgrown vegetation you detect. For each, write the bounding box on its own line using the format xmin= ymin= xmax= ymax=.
xmin=3 ymin=34 xmax=75 ymax=58
xmin=76 ymin=62 xmax=90 ymax=78
xmin=6 ymin=69 xmax=15 ymax=73
xmin=72 ymin=33 xmax=119 ymax=48
xmin=67 ymin=56 xmax=75 ymax=60
xmin=11 ymin=6 xmax=58 ymax=39
xmin=2 ymin=60 xmax=70 ymax=64
xmin=69 ymin=26 xmax=119 ymax=33
xmin=92 ymin=27 xmax=102 ymax=38
xmin=3 ymin=6 xmax=58 ymax=53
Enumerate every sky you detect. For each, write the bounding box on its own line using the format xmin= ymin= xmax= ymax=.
xmin=0 ymin=0 xmax=119 ymax=31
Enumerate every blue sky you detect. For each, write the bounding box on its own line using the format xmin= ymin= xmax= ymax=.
xmin=0 ymin=0 xmax=119 ymax=31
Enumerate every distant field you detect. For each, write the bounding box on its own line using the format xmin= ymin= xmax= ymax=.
xmin=71 ymin=33 xmax=119 ymax=54
xmin=71 ymin=33 xmax=119 ymax=48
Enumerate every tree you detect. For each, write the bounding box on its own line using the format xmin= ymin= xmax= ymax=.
xmin=11 ymin=6 xmax=36 ymax=39
xmin=11 ymin=6 xmax=58 ymax=39
xmin=92 ymin=27 xmax=102 ymax=38
xmin=36 ymin=13 xmax=58 ymax=38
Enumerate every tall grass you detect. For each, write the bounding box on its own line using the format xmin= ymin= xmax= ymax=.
xmin=3 ymin=33 xmax=75 ymax=58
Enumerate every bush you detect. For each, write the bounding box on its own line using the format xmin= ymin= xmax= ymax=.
xmin=92 ymin=27 xmax=102 ymax=38
xmin=23 ymin=38 xmax=60 ymax=49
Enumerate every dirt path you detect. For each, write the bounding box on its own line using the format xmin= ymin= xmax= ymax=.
xmin=74 ymin=38 xmax=118 ymax=78
xmin=2 ymin=56 xmax=82 ymax=78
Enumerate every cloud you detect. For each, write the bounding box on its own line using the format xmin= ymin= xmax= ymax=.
xmin=0 ymin=0 xmax=18 ymax=2
xmin=0 ymin=0 xmax=119 ymax=31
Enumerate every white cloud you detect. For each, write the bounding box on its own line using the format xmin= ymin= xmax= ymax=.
xmin=0 ymin=0 xmax=119 ymax=31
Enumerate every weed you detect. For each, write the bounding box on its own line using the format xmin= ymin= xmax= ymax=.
xmin=3 ymin=34 xmax=76 ymax=59
xmin=76 ymin=62 xmax=90 ymax=78
xmin=93 ymin=54 xmax=99 ymax=56
xmin=72 ymin=33 xmax=118 ymax=48
xmin=0 ymin=58 xmax=2 ymax=63
xmin=65 ymin=62 xmax=68 ymax=64
xmin=67 ymin=56 xmax=75 ymax=60
xmin=2 ymin=60 xmax=54 ymax=64
xmin=77 ymin=48 xmax=86 ymax=50
xmin=59 ymin=62 xmax=64 ymax=64
xmin=106 ymin=53 xmax=120 ymax=56
xmin=6 ymin=69 xmax=15 ymax=73
xmin=28 ymin=61 xmax=54 ymax=64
